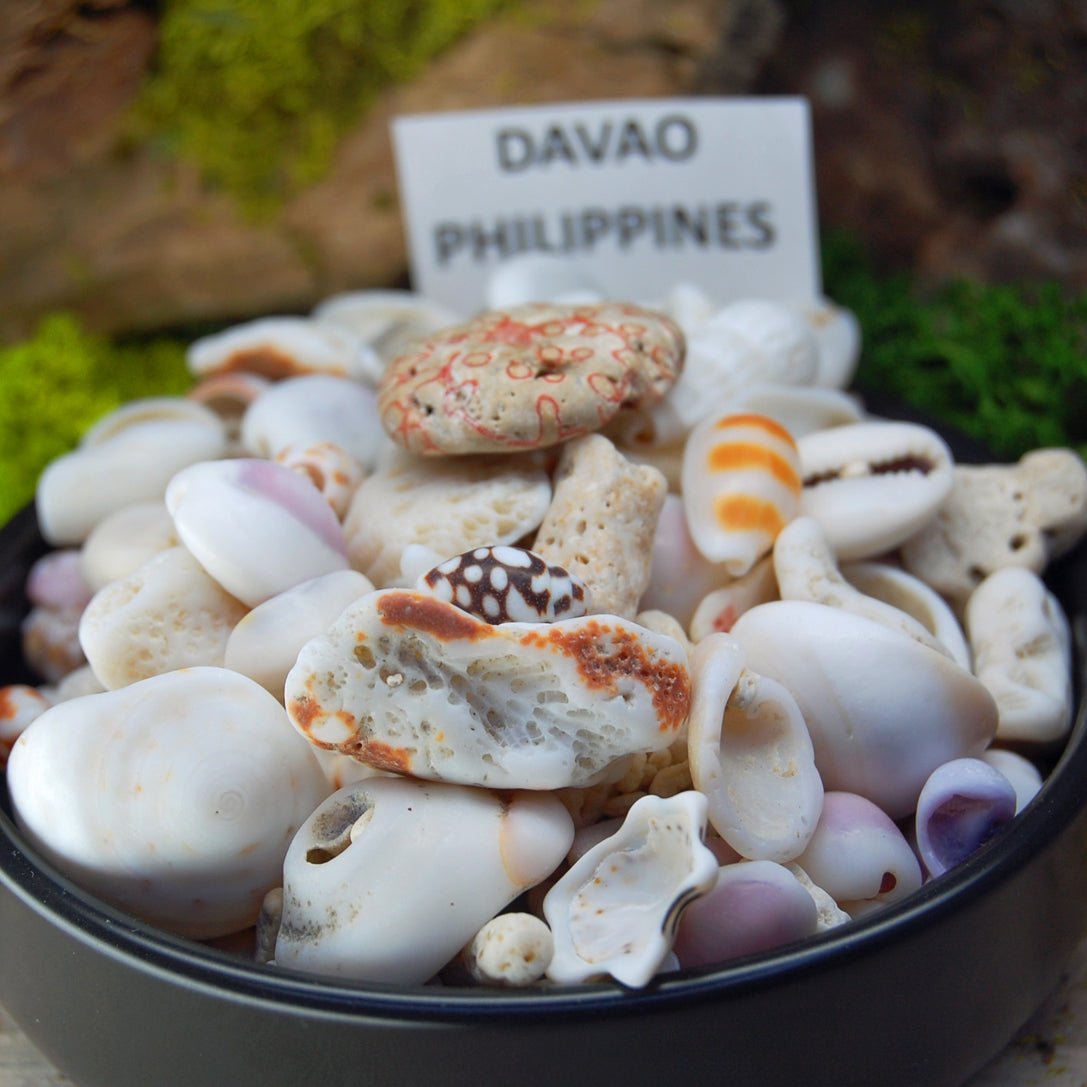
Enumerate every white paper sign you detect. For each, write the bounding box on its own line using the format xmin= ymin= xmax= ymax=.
xmin=392 ymin=97 xmax=821 ymax=313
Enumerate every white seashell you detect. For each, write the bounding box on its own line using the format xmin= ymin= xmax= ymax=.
xmin=681 ymin=412 xmax=802 ymax=575
xmin=900 ymin=450 xmax=1087 ymax=605
xmin=730 ymin=601 xmax=998 ymax=818
xmin=841 ymin=559 xmax=971 ymax=671
xmin=80 ymin=501 xmax=179 ymax=593
xmin=274 ymin=440 xmax=365 ymax=520
xmin=484 ymin=255 xmax=605 ymax=309
xmin=543 ymin=791 xmax=718 ymax=987
xmin=255 ymin=887 xmax=283 ymax=965
xmin=36 ymin=400 xmax=227 ymax=546
xmin=51 ymin=664 xmax=105 ymax=702
xmin=786 ymin=297 xmax=861 ymax=389
xmin=79 ymin=546 xmax=248 ymax=690
xmin=720 ymin=382 xmax=864 ymax=441
xmin=285 ymin=589 xmax=691 ymax=790
xmin=688 ymin=556 xmax=779 ymax=642
xmin=462 ymin=913 xmax=555 ymax=987
xmin=166 ymin=458 xmax=349 ymax=607
xmin=0 ymin=685 xmax=52 ymax=767
xmin=343 ymin=449 xmax=551 ymax=588
xmin=417 ymin=546 xmax=589 ymax=623
xmin=673 ymin=859 xmax=820 ymax=968
xmin=187 ymin=371 xmax=272 ymax=439
xmin=688 ymin=634 xmax=823 ymax=863
xmin=7 ymin=667 xmax=330 ymax=939
xmin=81 ymin=396 xmax=225 ymax=447
xmin=980 ymin=748 xmax=1043 ymax=812
xmin=25 ymin=550 xmax=92 ymax=612
xmin=224 ymin=569 xmax=374 ymax=700
xmin=274 ymin=778 xmax=573 ymax=984
xmin=639 ymin=494 xmax=734 ymax=630
xmin=965 ymin=567 xmax=1073 ymax=744
xmin=312 ymin=289 xmax=464 ymax=378
xmin=914 ymin=757 xmax=1017 ymax=877
xmin=795 ymin=791 xmax=922 ymax=918
xmin=798 ymin=420 xmax=956 ymax=560
xmin=654 ymin=281 xmax=718 ymax=334
xmin=188 ymin=316 xmax=372 ymax=381
xmin=241 ymin=374 xmax=388 ymax=470
xmin=21 ymin=605 xmax=85 ymax=684
xmin=773 ymin=516 xmax=953 ymax=659
xmin=785 ymin=863 xmax=852 ymax=930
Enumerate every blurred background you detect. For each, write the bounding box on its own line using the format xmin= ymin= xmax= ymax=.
xmin=1 ymin=0 xmax=1085 ymax=519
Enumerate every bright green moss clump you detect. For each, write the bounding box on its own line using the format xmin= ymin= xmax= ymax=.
xmin=823 ymin=233 xmax=1087 ymax=462
xmin=133 ymin=0 xmax=512 ymax=213
xmin=0 ymin=315 xmax=190 ymax=527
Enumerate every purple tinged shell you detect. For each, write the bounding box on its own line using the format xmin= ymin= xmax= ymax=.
xmin=914 ymin=757 xmax=1018 ymax=877
xmin=418 ymin=546 xmax=590 ymax=624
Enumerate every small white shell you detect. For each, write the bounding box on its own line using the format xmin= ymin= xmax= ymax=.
xmin=980 ymin=748 xmax=1043 ymax=812
xmin=36 ymin=400 xmax=227 ymax=546
xmin=795 ymin=791 xmax=922 ymax=918
xmin=8 ymin=667 xmax=330 ymax=939
xmin=787 ymin=297 xmax=861 ymax=389
xmin=166 ymin=458 xmax=349 ymax=607
xmin=80 ymin=501 xmax=179 ymax=593
xmin=274 ymin=778 xmax=573 ymax=984
xmin=241 ymin=374 xmax=388 ymax=470
xmin=681 ymin=412 xmax=802 ymax=576
xmin=688 ymin=634 xmax=823 ymax=863
xmin=284 ymin=589 xmax=691 ymax=790
xmin=188 ymin=316 xmax=372 ymax=381
xmin=79 ymin=546 xmax=248 ymax=690
xmin=543 ymin=791 xmax=718 ymax=987
xmin=688 ymin=556 xmax=779 ymax=642
xmin=224 ymin=570 xmax=374 ymax=700
xmin=965 ymin=567 xmax=1073 ymax=744
xmin=797 ymin=421 xmax=954 ymax=560
xmin=462 ymin=913 xmax=555 ymax=987
xmin=730 ymin=601 xmax=998 ymax=818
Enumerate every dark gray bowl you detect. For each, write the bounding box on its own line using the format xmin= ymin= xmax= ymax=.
xmin=2 ymin=419 xmax=1086 ymax=1087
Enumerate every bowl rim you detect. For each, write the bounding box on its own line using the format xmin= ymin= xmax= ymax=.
xmin=2 ymin=497 xmax=1086 ymax=1024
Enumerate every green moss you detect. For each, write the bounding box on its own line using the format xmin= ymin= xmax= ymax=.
xmin=822 ymin=232 xmax=1087 ymax=462
xmin=131 ymin=0 xmax=513 ymax=214
xmin=0 ymin=315 xmax=190 ymax=527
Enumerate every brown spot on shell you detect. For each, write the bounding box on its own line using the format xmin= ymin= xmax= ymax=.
xmin=0 ymin=686 xmax=20 ymax=723
xmin=288 ymin=693 xmax=321 ymax=734
xmin=377 ymin=590 xmax=493 ymax=642
xmin=214 ymin=346 xmax=316 ymax=379
xmin=519 ymin=620 xmax=690 ymax=732
xmin=344 ymin=739 xmax=414 ymax=774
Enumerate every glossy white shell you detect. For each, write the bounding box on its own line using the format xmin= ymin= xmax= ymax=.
xmin=7 ymin=667 xmax=330 ymax=939
xmin=730 ymin=601 xmax=998 ymax=818
xmin=273 ymin=778 xmax=573 ymax=983
xmin=79 ymin=501 xmax=179 ymax=593
xmin=543 ymin=791 xmax=718 ymax=987
xmin=688 ymin=633 xmax=823 ymax=862
xmin=797 ymin=420 xmax=954 ymax=560
xmin=284 ymin=589 xmax=691 ymax=790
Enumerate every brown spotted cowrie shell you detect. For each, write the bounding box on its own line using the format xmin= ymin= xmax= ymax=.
xmin=377 ymin=302 xmax=685 ymax=456
xmin=417 ymin=546 xmax=589 ymax=624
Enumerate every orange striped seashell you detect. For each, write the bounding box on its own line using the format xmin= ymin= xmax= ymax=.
xmin=681 ymin=411 xmax=801 ymax=575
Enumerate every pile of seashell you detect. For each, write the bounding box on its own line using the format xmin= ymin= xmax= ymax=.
xmin=4 ymin=258 xmax=1087 ymax=991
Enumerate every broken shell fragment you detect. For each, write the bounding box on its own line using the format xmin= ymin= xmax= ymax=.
xmin=462 ymin=912 xmax=555 ymax=987
xmin=344 ymin=449 xmax=552 ymax=588
xmin=797 ymin=421 xmax=954 ymax=560
xmin=7 ymin=667 xmax=330 ymax=939
xmin=188 ymin=316 xmax=372 ymax=381
xmin=377 ymin=302 xmax=684 ymax=456
xmin=224 ymin=569 xmax=374 ymax=699
xmin=688 ymin=634 xmax=823 ymax=863
xmin=730 ymin=601 xmax=997 ymax=818
xmin=274 ymin=441 xmax=365 ymax=520
xmin=273 ymin=778 xmax=573 ymax=984
xmin=965 ymin=567 xmax=1073 ymax=744
xmin=284 ymin=589 xmax=691 ymax=790
xmin=543 ymin=791 xmax=718 ymax=987
xmin=166 ymin=458 xmax=349 ymax=607
xmin=417 ymin=546 xmax=589 ymax=624
xmin=36 ymin=399 xmax=228 ymax=546
xmin=795 ymin=792 xmax=922 ymax=918
xmin=681 ymin=412 xmax=802 ymax=576
xmin=914 ymin=758 xmax=1018 ymax=877
xmin=79 ymin=546 xmax=248 ymax=690
xmin=673 ymin=860 xmax=820 ymax=969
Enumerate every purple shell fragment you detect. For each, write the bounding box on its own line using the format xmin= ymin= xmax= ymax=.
xmin=915 ymin=758 xmax=1018 ymax=877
